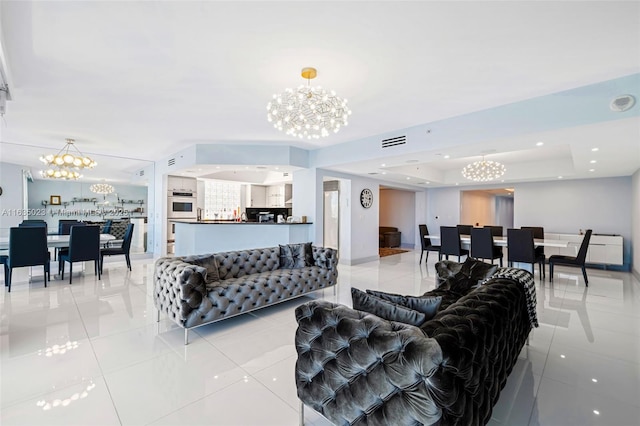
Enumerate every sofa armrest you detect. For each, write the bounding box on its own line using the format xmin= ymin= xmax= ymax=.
xmin=295 ymin=300 xmax=444 ymax=425
xmin=311 ymin=246 xmax=338 ymax=270
xmin=154 ymin=257 xmax=208 ymax=326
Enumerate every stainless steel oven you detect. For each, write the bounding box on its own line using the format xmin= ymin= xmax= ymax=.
xmin=168 ymin=191 xmax=196 ymax=219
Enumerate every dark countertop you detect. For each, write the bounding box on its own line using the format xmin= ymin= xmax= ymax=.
xmin=169 ymin=220 xmax=312 ymax=225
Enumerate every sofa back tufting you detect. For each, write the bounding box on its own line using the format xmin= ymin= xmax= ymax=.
xmin=214 ymin=247 xmax=281 ymax=280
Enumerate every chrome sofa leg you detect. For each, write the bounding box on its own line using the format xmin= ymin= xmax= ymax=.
xmin=184 ymin=328 xmax=189 ymax=345
xmin=526 ymin=333 xmax=530 ymax=346
xmin=299 ymin=400 xmax=305 ymax=426
xmin=156 ymin=309 xmax=160 ymax=322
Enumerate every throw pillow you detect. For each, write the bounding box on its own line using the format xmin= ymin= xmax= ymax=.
xmin=460 ymin=257 xmax=499 ymax=285
xmin=279 ymin=244 xmax=306 ymax=269
xmin=365 ymin=290 xmax=442 ymax=320
xmin=183 ymin=254 xmax=220 ymax=284
xmin=435 ymin=260 xmax=464 ymax=286
xmin=351 ymin=288 xmax=427 ymax=327
xmin=303 ymin=242 xmax=315 ymax=267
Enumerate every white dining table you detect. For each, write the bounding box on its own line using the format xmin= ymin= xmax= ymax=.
xmin=0 ymin=234 xmax=115 ymax=250
xmin=425 ymin=234 xmax=569 ymax=248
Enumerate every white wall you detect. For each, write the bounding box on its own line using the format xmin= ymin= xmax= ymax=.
xmin=632 ymin=169 xmax=640 ymax=279
xmin=349 ymin=178 xmax=379 ymax=264
xmin=0 ymin=162 xmax=26 ymax=231
xmin=427 ymin=176 xmax=633 ymax=269
xmin=379 ymin=188 xmax=416 ymax=248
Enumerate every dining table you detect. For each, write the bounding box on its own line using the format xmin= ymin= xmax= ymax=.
xmin=0 ymin=234 xmax=116 ymax=250
xmin=425 ymin=234 xmax=569 ymax=248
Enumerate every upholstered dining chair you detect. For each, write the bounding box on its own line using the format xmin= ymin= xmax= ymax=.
xmin=507 ymin=228 xmax=545 ymax=278
xmin=418 ymin=224 xmax=441 ymax=264
xmin=59 ymin=225 xmax=101 ymax=284
xmin=522 ymin=226 xmax=546 ymax=269
xmin=59 ymin=220 xmax=85 ymax=235
xmin=484 ymin=225 xmax=503 ymax=237
xmin=549 ymin=229 xmax=592 ymax=286
xmin=100 ymin=223 xmax=134 ymax=273
xmin=471 ymin=227 xmax=503 ymax=267
xmin=440 ymin=226 xmax=469 ymax=262
xmin=5 ymin=226 xmax=50 ymax=292
xmin=456 ymin=224 xmax=473 ymax=236
xmin=19 ymin=220 xmax=48 ymax=232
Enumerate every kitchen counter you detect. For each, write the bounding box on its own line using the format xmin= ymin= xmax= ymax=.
xmin=172 ymin=220 xmax=313 ymax=255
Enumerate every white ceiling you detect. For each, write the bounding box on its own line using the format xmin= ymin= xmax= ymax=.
xmin=0 ymin=1 xmax=639 ymax=186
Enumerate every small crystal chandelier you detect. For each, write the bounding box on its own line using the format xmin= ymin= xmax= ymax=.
xmin=40 ymin=138 xmax=97 ymax=180
xmin=267 ymin=67 xmax=352 ymax=140
xmin=90 ymin=183 xmax=115 ymax=195
xmin=462 ymin=156 xmax=506 ymax=182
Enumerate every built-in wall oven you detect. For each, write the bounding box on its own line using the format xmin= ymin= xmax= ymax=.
xmin=168 ymin=191 xmax=196 ymax=218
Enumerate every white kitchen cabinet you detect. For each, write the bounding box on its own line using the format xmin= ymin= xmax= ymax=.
xmin=247 ymin=185 xmax=267 ymax=207
xmin=168 ymin=176 xmax=197 ymax=192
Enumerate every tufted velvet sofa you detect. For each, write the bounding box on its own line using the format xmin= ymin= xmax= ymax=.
xmin=294 ymin=267 xmax=534 ymax=425
xmin=154 ymin=246 xmax=338 ymax=344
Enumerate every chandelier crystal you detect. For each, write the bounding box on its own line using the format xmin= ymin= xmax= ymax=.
xmin=462 ymin=157 xmax=506 ymax=182
xmin=90 ymin=183 xmax=115 ymax=194
xmin=40 ymin=138 xmax=97 ymax=180
xmin=267 ymin=67 xmax=351 ymax=140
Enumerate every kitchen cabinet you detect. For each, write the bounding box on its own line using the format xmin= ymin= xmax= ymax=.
xmin=246 ymin=185 xmax=267 ymax=207
xmin=168 ymin=176 xmax=197 ymax=192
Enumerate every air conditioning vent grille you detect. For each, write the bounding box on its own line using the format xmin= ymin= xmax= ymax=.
xmin=139 ymin=170 xmax=145 ymax=176
xmin=168 ymin=158 xmax=176 ymax=167
xmin=381 ymin=136 xmax=407 ymax=148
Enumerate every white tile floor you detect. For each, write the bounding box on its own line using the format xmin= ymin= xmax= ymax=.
xmin=1 ymin=252 xmax=639 ymax=425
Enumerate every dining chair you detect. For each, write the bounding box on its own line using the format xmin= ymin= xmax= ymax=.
xmin=59 ymin=225 xmax=101 ymax=284
xmin=418 ymin=224 xmax=441 ymax=264
xmin=522 ymin=226 xmax=545 ymax=268
xmin=484 ymin=225 xmax=503 ymax=237
xmin=440 ymin=226 xmax=469 ymax=262
xmin=549 ymin=229 xmax=592 ymax=286
xmin=5 ymin=226 xmax=50 ymax=292
xmin=471 ymin=227 xmax=503 ymax=267
xmin=59 ymin=220 xmax=85 ymax=235
xmin=100 ymin=223 xmax=134 ymax=273
xmin=507 ymin=228 xmax=545 ymax=278
xmin=457 ymin=224 xmax=473 ymax=236
xmin=101 ymin=219 xmax=113 ymax=235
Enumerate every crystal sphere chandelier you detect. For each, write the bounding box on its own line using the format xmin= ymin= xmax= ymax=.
xmin=40 ymin=138 xmax=97 ymax=180
xmin=90 ymin=183 xmax=115 ymax=194
xmin=267 ymin=67 xmax=352 ymax=140
xmin=462 ymin=156 xmax=506 ymax=182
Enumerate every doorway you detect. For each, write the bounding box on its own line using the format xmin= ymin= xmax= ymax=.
xmin=323 ymin=181 xmax=339 ymax=250
xmin=460 ymin=188 xmax=514 ymax=232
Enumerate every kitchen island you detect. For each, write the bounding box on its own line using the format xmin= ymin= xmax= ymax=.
xmin=171 ymin=220 xmax=313 ymax=256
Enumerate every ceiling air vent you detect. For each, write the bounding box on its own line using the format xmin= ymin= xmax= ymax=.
xmin=610 ymin=95 xmax=635 ymax=112
xmin=167 ymin=158 xmax=176 ymax=167
xmin=381 ymin=135 xmax=406 ymax=148
xmin=139 ymin=170 xmax=145 ymax=177
xmin=367 ymin=172 xmax=379 ymax=175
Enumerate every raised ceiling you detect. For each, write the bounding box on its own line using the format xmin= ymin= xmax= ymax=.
xmin=0 ymin=1 xmax=638 ymax=186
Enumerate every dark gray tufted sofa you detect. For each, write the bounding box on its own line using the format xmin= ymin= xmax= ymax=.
xmin=294 ymin=270 xmax=533 ymax=425
xmin=154 ymin=246 xmax=338 ymax=344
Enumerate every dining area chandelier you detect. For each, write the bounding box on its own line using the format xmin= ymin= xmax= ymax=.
xmin=89 ymin=183 xmax=115 ymax=195
xmin=40 ymin=138 xmax=97 ymax=180
xmin=267 ymin=67 xmax=352 ymax=140
xmin=462 ymin=156 xmax=506 ymax=182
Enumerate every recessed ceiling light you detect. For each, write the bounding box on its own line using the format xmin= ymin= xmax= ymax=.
xmin=216 ymin=166 xmax=221 ymax=169
xmin=592 ymin=378 xmax=598 ymax=383
xmin=381 ymin=163 xmax=386 ymax=167
xmin=275 ymin=167 xmax=280 ymax=170
xmin=591 ymin=148 xmax=599 ymax=152
xmin=381 ymin=171 xmax=387 ymax=175
xmin=589 ymin=169 xmax=595 ymax=172
xmin=455 ymin=183 xmax=459 ymax=186
xmin=406 ymin=177 xmax=411 ymax=180
xmin=560 ymin=354 xmax=566 ymax=358
xmin=558 ymin=176 xmax=563 ymax=179
xmin=593 ymin=410 xmax=600 ymax=416
xmin=444 ymin=155 xmax=450 ymax=159
xmin=590 ymin=160 xmax=597 ymax=164
xmin=536 ymin=142 xmax=544 ymax=146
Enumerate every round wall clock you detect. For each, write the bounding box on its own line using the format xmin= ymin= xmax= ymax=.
xmin=360 ymin=188 xmax=373 ymax=209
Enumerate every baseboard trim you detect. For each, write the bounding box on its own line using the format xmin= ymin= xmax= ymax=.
xmin=633 ymin=268 xmax=640 ymax=283
xmin=340 ymin=255 xmax=380 ymax=266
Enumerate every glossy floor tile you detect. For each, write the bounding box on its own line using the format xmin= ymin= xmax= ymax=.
xmin=1 ymin=252 xmax=639 ymax=425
